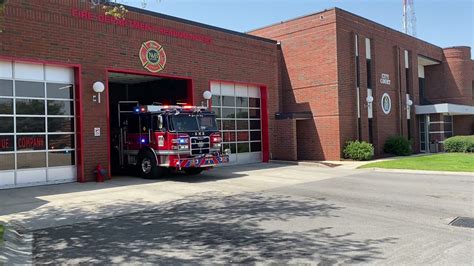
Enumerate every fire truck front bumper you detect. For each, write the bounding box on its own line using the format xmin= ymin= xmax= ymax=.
xmin=174 ymin=154 xmax=229 ymax=168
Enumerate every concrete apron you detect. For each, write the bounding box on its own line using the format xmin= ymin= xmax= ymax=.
xmin=0 ymin=163 xmax=352 ymax=231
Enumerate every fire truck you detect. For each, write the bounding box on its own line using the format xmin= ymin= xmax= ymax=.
xmin=115 ymin=99 xmax=229 ymax=179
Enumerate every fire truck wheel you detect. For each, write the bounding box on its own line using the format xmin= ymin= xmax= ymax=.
xmin=137 ymin=151 xmax=162 ymax=179
xmin=184 ymin=168 xmax=204 ymax=176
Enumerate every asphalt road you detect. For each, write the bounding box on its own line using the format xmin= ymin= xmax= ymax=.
xmin=30 ymin=167 xmax=474 ymax=264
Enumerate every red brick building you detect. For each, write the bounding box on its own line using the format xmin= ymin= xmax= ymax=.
xmin=250 ymin=8 xmax=473 ymax=161
xmin=0 ymin=2 xmax=472 ymax=189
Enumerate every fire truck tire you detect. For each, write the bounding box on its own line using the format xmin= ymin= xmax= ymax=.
xmin=184 ymin=168 xmax=204 ymax=175
xmin=137 ymin=151 xmax=162 ymax=179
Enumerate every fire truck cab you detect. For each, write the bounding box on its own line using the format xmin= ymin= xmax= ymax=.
xmin=116 ymin=100 xmax=229 ymax=179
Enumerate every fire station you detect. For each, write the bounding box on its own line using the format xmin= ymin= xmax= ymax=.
xmin=0 ymin=0 xmax=472 ymax=189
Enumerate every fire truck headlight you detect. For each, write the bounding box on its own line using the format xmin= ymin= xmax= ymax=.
xmin=178 ymin=145 xmax=189 ymax=150
xmin=141 ymin=138 xmax=146 ymax=143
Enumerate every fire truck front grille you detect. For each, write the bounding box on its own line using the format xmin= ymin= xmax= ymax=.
xmin=190 ymin=137 xmax=210 ymax=155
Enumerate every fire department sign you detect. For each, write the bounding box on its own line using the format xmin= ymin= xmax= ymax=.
xmin=139 ymin=40 xmax=167 ymax=73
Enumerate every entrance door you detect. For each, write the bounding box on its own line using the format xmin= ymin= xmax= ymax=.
xmin=210 ymin=82 xmax=262 ymax=164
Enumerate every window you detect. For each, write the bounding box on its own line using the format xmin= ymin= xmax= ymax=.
xmin=0 ymin=63 xmax=76 ymax=171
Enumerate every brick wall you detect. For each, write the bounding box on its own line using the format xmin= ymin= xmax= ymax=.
xmin=425 ymin=47 xmax=473 ymax=105
xmin=1 ymin=0 xmax=279 ymax=180
xmin=251 ymin=9 xmax=341 ymax=160
xmin=272 ymin=119 xmax=297 ymax=161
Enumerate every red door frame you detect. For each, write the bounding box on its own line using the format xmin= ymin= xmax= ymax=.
xmin=104 ymin=68 xmax=194 ymax=176
xmin=208 ymin=80 xmax=270 ymax=162
xmin=0 ymin=56 xmax=85 ymax=182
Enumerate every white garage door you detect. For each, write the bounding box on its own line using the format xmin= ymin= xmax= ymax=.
xmin=210 ymin=81 xmax=262 ymax=164
xmin=0 ymin=60 xmax=76 ymax=189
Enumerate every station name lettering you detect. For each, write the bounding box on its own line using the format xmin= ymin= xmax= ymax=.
xmin=71 ymin=8 xmax=213 ymax=45
xmin=17 ymin=136 xmax=45 ymax=149
xmin=380 ymin=73 xmax=391 ymax=85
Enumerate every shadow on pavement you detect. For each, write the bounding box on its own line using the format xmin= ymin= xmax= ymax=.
xmin=33 ymin=192 xmax=397 ymax=264
xmin=0 ymin=163 xmax=291 ymax=217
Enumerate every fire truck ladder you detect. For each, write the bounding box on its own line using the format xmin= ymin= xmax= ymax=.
xmin=117 ymin=101 xmax=139 ymax=167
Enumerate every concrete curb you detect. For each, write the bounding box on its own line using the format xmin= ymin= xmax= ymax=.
xmin=362 ymin=168 xmax=474 ymax=176
xmin=0 ymin=220 xmax=33 ymax=264
xmin=269 ymin=160 xmax=332 ymax=168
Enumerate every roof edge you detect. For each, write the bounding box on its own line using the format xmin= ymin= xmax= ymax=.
xmin=121 ymin=4 xmax=277 ymax=44
xmin=247 ymin=7 xmax=337 ymax=33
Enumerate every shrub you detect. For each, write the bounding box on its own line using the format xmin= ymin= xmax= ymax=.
xmin=343 ymin=140 xmax=374 ymax=161
xmin=444 ymin=136 xmax=474 ymax=153
xmin=384 ymin=136 xmax=412 ymax=156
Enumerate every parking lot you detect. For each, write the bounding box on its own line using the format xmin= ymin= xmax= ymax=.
xmin=0 ymin=163 xmax=473 ymax=264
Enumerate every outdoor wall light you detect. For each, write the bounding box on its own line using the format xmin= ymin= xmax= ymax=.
xmin=407 ymin=99 xmax=413 ymax=106
xmin=203 ymin=90 xmax=212 ymax=107
xmin=366 ymin=96 xmax=374 ymax=103
xmin=92 ymin=81 xmax=105 ymax=103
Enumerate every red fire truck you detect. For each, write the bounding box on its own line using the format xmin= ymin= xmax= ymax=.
xmin=115 ymin=101 xmax=229 ymax=178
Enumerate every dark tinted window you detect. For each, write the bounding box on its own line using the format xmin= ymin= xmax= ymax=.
xmin=250 ymin=131 xmax=261 ymax=141
xmin=48 ymin=117 xmax=74 ymax=133
xmin=250 ymin=120 xmax=261 ymax=130
xmin=15 ymin=81 xmax=44 ymax=97
xmin=250 ymin=142 xmax=262 ymax=152
xmin=237 ymin=143 xmax=249 ymax=153
xmin=47 ymin=100 xmax=74 ymax=116
xmin=0 ymin=135 xmax=14 ymax=152
xmin=17 ymin=135 xmax=46 ymax=151
xmin=0 ymin=79 xmax=13 ymax=96
xmin=48 ymin=134 xmax=75 ymax=149
xmin=249 ymin=98 xmax=260 ymax=108
xmin=16 ymin=117 xmax=45 ymax=132
xmin=222 ymin=96 xmax=235 ymax=107
xmin=16 ymin=99 xmax=45 ymax=115
xmin=222 ymin=120 xmax=235 ymax=130
xmin=236 ymin=97 xmax=248 ymax=108
xmin=0 ymin=98 xmax=13 ymax=114
xmin=249 ymin=109 xmax=260 ymax=119
xmin=221 ymin=108 xmax=235 ymax=119
xmin=47 ymin=83 xmax=73 ymax=99
xmin=0 ymin=117 xmax=13 ymax=133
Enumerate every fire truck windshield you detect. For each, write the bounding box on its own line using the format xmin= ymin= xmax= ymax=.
xmin=170 ymin=114 xmax=218 ymax=132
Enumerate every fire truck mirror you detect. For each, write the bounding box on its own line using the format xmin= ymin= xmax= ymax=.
xmin=157 ymin=115 xmax=163 ymax=129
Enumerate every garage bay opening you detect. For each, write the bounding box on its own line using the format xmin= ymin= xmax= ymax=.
xmin=108 ymin=72 xmax=189 ymax=176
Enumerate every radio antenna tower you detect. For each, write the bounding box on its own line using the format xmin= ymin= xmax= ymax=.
xmin=402 ymin=0 xmax=417 ymax=36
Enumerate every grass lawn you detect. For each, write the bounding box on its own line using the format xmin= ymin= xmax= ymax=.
xmin=358 ymin=153 xmax=474 ymax=172
xmin=0 ymin=224 xmax=4 ymax=243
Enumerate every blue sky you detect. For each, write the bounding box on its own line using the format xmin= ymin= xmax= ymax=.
xmin=124 ymin=0 xmax=473 ymax=57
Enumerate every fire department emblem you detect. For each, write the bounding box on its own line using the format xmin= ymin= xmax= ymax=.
xmin=139 ymin=40 xmax=167 ymax=73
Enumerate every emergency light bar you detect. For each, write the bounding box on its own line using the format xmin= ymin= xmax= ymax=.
xmin=135 ymin=105 xmax=208 ymax=113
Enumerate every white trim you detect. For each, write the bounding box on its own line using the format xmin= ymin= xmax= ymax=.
xmin=415 ymin=103 xmax=474 ymax=115
xmin=365 ymin=38 xmax=371 ymax=59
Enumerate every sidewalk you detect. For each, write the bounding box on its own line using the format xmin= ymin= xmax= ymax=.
xmin=271 ymin=153 xmax=431 ymax=170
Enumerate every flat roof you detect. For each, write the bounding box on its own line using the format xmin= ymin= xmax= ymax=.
xmin=248 ymin=7 xmax=442 ymax=50
xmin=122 ymin=4 xmax=277 ymax=44
xmin=415 ymin=103 xmax=474 ymax=115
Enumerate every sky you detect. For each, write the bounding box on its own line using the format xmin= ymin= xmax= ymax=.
xmin=122 ymin=0 xmax=473 ymax=57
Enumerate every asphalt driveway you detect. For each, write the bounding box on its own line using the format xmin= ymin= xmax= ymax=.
xmin=0 ymin=163 xmax=472 ymax=264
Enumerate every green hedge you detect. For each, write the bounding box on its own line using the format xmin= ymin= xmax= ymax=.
xmin=444 ymin=136 xmax=474 ymax=153
xmin=384 ymin=136 xmax=412 ymax=156
xmin=343 ymin=140 xmax=374 ymax=161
